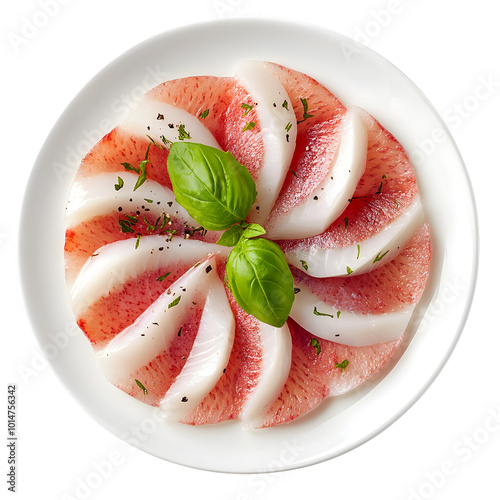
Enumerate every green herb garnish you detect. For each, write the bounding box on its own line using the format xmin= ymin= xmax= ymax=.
xmin=311 ymin=338 xmax=321 ymax=355
xmin=313 ymin=306 xmax=334 ymax=318
xmin=241 ymin=103 xmax=253 ymax=116
xmin=298 ymin=97 xmax=314 ymax=123
xmin=156 ymin=271 xmax=171 ymax=282
xmin=373 ymin=250 xmax=389 ymax=263
xmin=335 ymin=359 xmax=349 ymax=371
xmin=178 ymin=124 xmax=191 ymax=141
xmin=114 ymin=177 xmax=124 ymax=191
xmin=167 ymin=142 xmax=294 ymax=328
xmin=242 ymin=121 xmax=256 ymax=132
xmin=135 ymin=379 xmax=148 ymax=395
xmin=168 ymin=296 xmax=181 ymax=309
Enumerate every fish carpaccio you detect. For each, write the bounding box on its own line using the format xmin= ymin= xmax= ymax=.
xmin=64 ymin=60 xmax=431 ymax=429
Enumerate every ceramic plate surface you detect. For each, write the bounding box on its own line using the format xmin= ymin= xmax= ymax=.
xmin=20 ymin=18 xmax=478 ymax=473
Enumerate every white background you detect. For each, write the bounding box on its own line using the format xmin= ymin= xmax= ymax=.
xmin=2 ymin=0 xmax=498 ymax=499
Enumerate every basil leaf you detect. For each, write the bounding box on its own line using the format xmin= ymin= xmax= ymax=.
xmin=167 ymin=142 xmax=257 ymax=231
xmin=226 ymin=238 xmax=294 ymax=328
xmin=242 ymin=223 xmax=266 ymax=239
xmin=217 ymin=224 xmax=245 ymax=247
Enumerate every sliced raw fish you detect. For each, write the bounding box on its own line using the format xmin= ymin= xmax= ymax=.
xmin=257 ymin=319 xmax=403 ymax=428
xmin=235 ymin=60 xmax=297 ymax=223
xmin=159 ymin=278 xmax=235 ymax=420
xmin=279 ymin=108 xmax=419 ymax=276
xmin=285 ymin=194 xmax=426 ymax=278
xmin=239 ymin=322 xmax=292 ymax=428
xmin=266 ymin=106 xmax=367 ymax=240
xmin=119 ymin=100 xmax=221 ymax=150
xmin=73 ymin=236 xmax=228 ymax=346
xmin=262 ymin=62 xmax=347 ymax=234
xmin=180 ymin=295 xmax=264 ymax=425
xmin=290 ymin=224 xmax=431 ymax=345
xmin=97 ymin=255 xmax=224 ymax=384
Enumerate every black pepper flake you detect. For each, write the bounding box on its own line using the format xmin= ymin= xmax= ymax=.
xmin=181 ymin=396 xmax=188 ymax=402
xmin=129 ymin=198 xmax=133 ymax=202
xmin=147 ymin=126 xmax=150 ymax=131
xmin=159 ymin=247 xmax=164 ymax=251
xmin=118 ymin=207 xmax=123 ymax=212
xmin=157 ymin=113 xmax=164 ymax=120
xmin=313 ymin=196 xmax=319 ymax=201
xmin=167 ymin=201 xmax=173 ymax=207
xmin=168 ymin=123 xmax=174 ymax=128
xmin=223 ymin=368 xmax=226 ymax=373
xmin=136 ymin=210 xmax=140 ymax=215
xmin=286 ymin=134 xmax=290 ymax=142
xmin=256 ymin=206 xmax=260 ymax=211
xmin=205 ymin=265 xmax=213 ymax=274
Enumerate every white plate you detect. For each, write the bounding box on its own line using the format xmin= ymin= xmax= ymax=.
xmin=20 ymin=18 xmax=478 ymax=473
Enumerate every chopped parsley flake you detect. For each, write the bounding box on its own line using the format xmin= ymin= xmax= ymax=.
xmin=178 ymin=124 xmax=191 ymax=141
xmin=144 ymin=198 xmax=153 ymax=204
xmin=337 ymin=311 xmax=341 ymax=319
xmin=135 ymin=234 xmax=141 ymax=249
xmin=242 ymin=121 xmax=256 ymax=132
xmin=114 ymin=176 xmax=124 ymax=191
xmin=313 ymin=306 xmax=334 ymax=318
xmin=298 ymin=97 xmax=314 ymax=123
xmin=311 ymin=338 xmax=321 ymax=355
xmin=241 ymin=103 xmax=253 ymax=116
xmin=146 ymin=135 xmax=166 ymax=150
xmin=168 ymin=295 xmax=181 ymax=309
xmin=285 ymin=122 xmax=292 ymax=132
xmin=135 ymin=379 xmax=148 ymax=395
xmin=156 ymin=271 xmax=171 ymax=282
xmin=118 ymin=219 xmax=136 ymax=234
xmin=160 ymin=135 xmax=172 ymax=147
xmin=282 ymin=99 xmax=289 ymax=110
xmin=375 ymin=181 xmax=383 ymax=195
xmin=346 ymin=266 xmax=353 ymax=275
xmin=300 ymin=259 xmax=308 ymax=271
xmin=199 ymin=108 xmax=209 ymax=119
xmin=356 ymin=244 xmax=361 ymax=259
xmin=335 ymin=359 xmax=349 ymax=371
xmin=344 ymin=217 xmax=349 ymax=230
xmin=122 ymin=160 xmax=148 ymax=191
xmin=373 ymin=250 xmax=389 ymax=263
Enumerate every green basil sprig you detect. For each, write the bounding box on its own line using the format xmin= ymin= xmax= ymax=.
xmin=167 ymin=142 xmax=294 ymax=328
xmin=226 ymin=237 xmax=295 ymax=328
xmin=167 ymin=142 xmax=257 ymax=231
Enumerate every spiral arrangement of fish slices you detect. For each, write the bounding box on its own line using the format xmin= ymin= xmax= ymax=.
xmin=64 ymin=60 xmax=431 ymax=428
